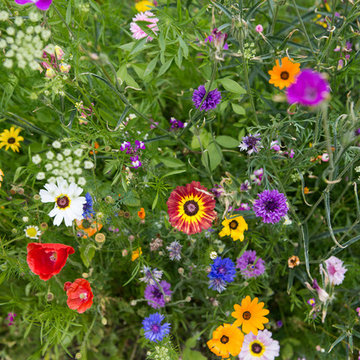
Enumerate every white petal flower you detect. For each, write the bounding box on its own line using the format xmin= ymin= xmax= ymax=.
xmin=78 ymin=177 xmax=86 ymax=186
xmin=84 ymin=160 xmax=94 ymax=169
xmin=73 ymin=159 xmax=80 ymax=167
xmin=45 ymin=163 xmax=53 ymax=171
xmin=63 ymin=149 xmax=71 ymax=156
xmin=52 ymin=140 xmax=61 ymax=149
xmin=0 ymin=11 xmax=9 ymax=21
xmin=24 ymin=225 xmax=42 ymax=239
xmin=46 ymin=151 xmax=55 ymax=160
xmin=36 ymin=172 xmax=45 ymax=180
xmin=74 ymin=149 xmax=83 ymax=157
xmin=32 ymin=154 xmax=42 ymax=164
xmin=56 ymin=153 xmax=64 ymax=161
xmin=75 ymin=168 xmax=82 ymax=175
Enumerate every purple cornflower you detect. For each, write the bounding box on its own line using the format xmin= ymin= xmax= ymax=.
xmin=144 ymin=280 xmax=172 ymax=309
xmin=169 ymin=117 xmax=185 ymax=130
xmin=192 ymin=85 xmax=221 ymax=111
xmin=6 ymin=312 xmax=16 ymax=326
xmin=208 ymin=257 xmax=236 ymax=286
xmin=142 ymin=313 xmax=171 ymax=342
xmin=166 ymin=241 xmax=182 ymax=261
xmin=236 ymin=250 xmax=265 ymax=279
xmin=208 ymin=278 xmax=227 ymax=293
xmin=239 ymin=133 xmax=261 ymax=155
xmin=130 ymin=155 xmax=142 ymax=169
xmin=14 ymin=0 xmax=52 ymax=11
xmin=240 ymin=180 xmax=251 ymax=191
xmin=253 ymin=189 xmax=288 ymax=224
xmin=287 ymin=69 xmax=330 ymax=106
xmin=140 ymin=266 xmax=163 ymax=285
xmin=205 ymin=28 xmax=229 ymax=51
xmin=324 ymin=256 xmax=347 ymax=286
xmin=83 ymin=193 xmax=95 ymax=219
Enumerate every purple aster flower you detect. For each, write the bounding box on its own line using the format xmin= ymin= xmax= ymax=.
xmin=82 ymin=192 xmax=95 ymax=219
xmin=140 ymin=266 xmax=163 ymax=285
xmin=324 ymin=256 xmax=347 ymax=286
xmin=239 ymin=133 xmax=262 ymax=155
xmin=208 ymin=257 xmax=236 ymax=283
xmin=208 ymin=277 xmax=227 ymax=293
xmin=192 ymin=85 xmax=221 ymax=111
xmin=166 ymin=241 xmax=182 ymax=261
xmin=169 ymin=117 xmax=185 ymax=130
xmin=144 ymin=280 xmax=172 ymax=309
xmin=236 ymin=250 xmax=265 ymax=279
xmin=253 ymin=189 xmax=288 ymax=224
xmin=130 ymin=155 xmax=142 ymax=169
xmin=142 ymin=313 xmax=171 ymax=342
xmin=286 ymin=69 xmax=330 ymax=106
xmin=14 ymin=0 xmax=52 ymax=11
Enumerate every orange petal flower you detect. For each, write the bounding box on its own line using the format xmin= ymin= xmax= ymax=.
xmin=76 ymin=218 xmax=103 ymax=238
xmin=138 ymin=207 xmax=146 ymax=219
xmin=268 ymin=57 xmax=300 ymax=90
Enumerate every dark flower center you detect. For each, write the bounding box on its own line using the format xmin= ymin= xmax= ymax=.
xmin=56 ymin=195 xmax=70 ymax=209
xmin=280 ymin=71 xmax=289 ymax=80
xmin=264 ymin=200 xmax=278 ymax=212
xmin=152 ymin=288 xmax=163 ymax=299
xmin=245 ymin=136 xmax=258 ymax=148
xmin=184 ymin=200 xmax=199 ymax=216
xmin=7 ymin=137 xmax=16 ymax=144
xmin=151 ymin=324 xmax=160 ymax=333
xmin=251 ymin=342 xmax=263 ymax=354
xmin=82 ymin=220 xmax=91 ymax=229
xmin=229 ymin=220 xmax=238 ymax=229
xmin=243 ymin=311 xmax=251 ymax=320
xmin=220 ymin=335 xmax=229 ymax=344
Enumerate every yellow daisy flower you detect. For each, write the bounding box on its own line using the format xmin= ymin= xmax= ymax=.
xmin=219 ymin=215 xmax=248 ymax=241
xmin=268 ymin=57 xmax=301 ymax=90
xmin=207 ymin=323 xmax=244 ymax=359
xmin=232 ymin=296 xmax=269 ymax=335
xmin=0 ymin=127 xmax=24 ymax=152
xmin=135 ymin=0 xmax=154 ymax=12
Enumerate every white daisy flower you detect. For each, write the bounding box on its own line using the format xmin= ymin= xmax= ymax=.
xmin=32 ymin=154 xmax=42 ymax=164
xmin=39 ymin=179 xmax=86 ymax=227
xmin=84 ymin=160 xmax=94 ymax=169
xmin=24 ymin=225 xmax=41 ymax=239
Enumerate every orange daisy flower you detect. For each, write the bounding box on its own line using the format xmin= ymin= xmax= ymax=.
xmin=138 ymin=207 xmax=146 ymax=219
xmin=76 ymin=218 xmax=103 ymax=238
xmin=268 ymin=57 xmax=300 ymax=90
xmin=207 ymin=323 xmax=244 ymax=359
xmin=232 ymin=296 xmax=269 ymax=335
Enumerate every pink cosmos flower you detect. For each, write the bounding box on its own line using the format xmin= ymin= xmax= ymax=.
xmin=325 ymin=256 xmax=347 ymax=286
xmin=130 ymin=11 xmax=159 ymax=42
xmin=14 ymin=0 xmax=52 ymax=11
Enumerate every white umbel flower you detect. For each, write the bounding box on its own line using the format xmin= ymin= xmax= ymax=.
xmin=84 ymin=160 xmax=94 ymax=169
xmin=32 ymin=154 xmax=42 ymax=164
xmin=39 ymin=179 xmax=86 ymax=227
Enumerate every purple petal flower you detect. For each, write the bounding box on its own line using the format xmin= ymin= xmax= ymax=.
xmin=82 ymin=192 xmax=95 ymax=219
xmin=130 ymin=155 xmax=142 ymax=169
xmin=144 ymin=281 xmax=172 ymax=309
xmin=325 ymin=256 xmax=347 ymax=285
xmin=208 ymin=278 xmax=227 ymax=293
xmin=166 ymin=241 xmax=182 ymax=261
xmin=169 ymin=117 xmax=185 ymax=130
xmin=286 ymin=69 xmax=330 ymax=106
xmin=253 ymin=189 xmax=288 ymax=224
xmin=14 ymin=0 xmax=52 ymax=11
xmin=236 ymin=250 xmax=265 ymax=279
xmin=192 ymin=85 xmax=221 ymax=111
xmin=140 ymin=266 xmax=163 ymax=285
xmin=120 ymin=141 xmax=131 ymax=151
xmin=239 ymin=133 xmax=261 ymax=155
xmin=135 ymin=140 xmax=146 ymax=150
xmin=142 ymin=313 xmax=171 ymax=342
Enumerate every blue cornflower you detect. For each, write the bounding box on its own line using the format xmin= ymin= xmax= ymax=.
xmin=208 ymin=278 xmax=227 ymax=293
xmin=142 ymin=313 xmax=171 ymax=343
xmin=208 ymin=257 xmax=236 ymax=283
xmin=82 ymin=192 xmax=95 ymax=219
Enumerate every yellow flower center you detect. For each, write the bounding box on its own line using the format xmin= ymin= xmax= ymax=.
xmin=242 ymin=311 xmax=251 ymax=320
xmin=249 ymin=340 xmax=266 ymax=357
xmin=26 ymin=227 xmax=38 ymax=237
xmin=56 ymin=194 xmax=71 ymax=210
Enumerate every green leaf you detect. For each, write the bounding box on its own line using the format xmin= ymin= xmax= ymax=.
xmin=232 ymin=103 xmax=246 ymax=115
xmin=202 ymin=142 xmax=223 ymax=171
xmin=158 ymin=58 xmax=173 ymax=77
xmin=79 ymin=244 xmax=96 ymax=268
xmin=218 ymin=78 xmax=246 ymax=95
xmin=66 ymin=1 xmax=72 ymax=24
xmin=328 ymin=333 xmax=346 ymax=352
xmin=161 ymin=157 xmax=185 ymax=168
xmin=191 ymin=129 xmax=211 ymax=150
xmin=144 ymin=56 xmax=158 ymax=77
xmin=182 ymin=349 xmax=206 ymax=360
xmin=216 ymin=135 xmax=239 ymax=148
xmin=178 ymin=37 xmax=189 ymax=58
xmin=122 ymin=190 xmax=141 ymax=207
xmin=161 ymin=169 xmax=186 ymax=178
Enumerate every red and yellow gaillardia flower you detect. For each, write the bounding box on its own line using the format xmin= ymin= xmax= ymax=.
xmin=232 ymin=296 xmax=269 ymax=335
xmin=219 ymin=215 xmax=248 ymax=241
xmin=0 ymin=127 xmax=24 ymax=152
xmin=167 ymin=181 xmax=216 ymax=235
xmin=207 ymin=323 xmax=244 ymax=359
xmin=268 ymin=57 xmax=300 ymax=90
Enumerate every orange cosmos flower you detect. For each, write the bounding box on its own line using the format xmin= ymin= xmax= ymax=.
xmin=268 ymin=57 xmax=300 ymax=90
xmin=138 ymin=207 xmax=146 ymax=219
xmin=207 ymin=323 xmax=244 ymax=359
xmin=232 ymin=296 xmax=269 ymax=335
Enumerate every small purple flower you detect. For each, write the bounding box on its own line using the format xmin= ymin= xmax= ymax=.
xmin=130 ymin=155 xmax=142 ymax=169
xmin=83 ymin=192 xmax=95 ymax=219
xmin=208 ymin=257 xmax=236 ymax=284
xmin=236 ymin=250 xmax=265 ymax=279
xmin=240 ymin=180 xmax=251 ymax=192
xmin=251 ymin=168 xmax=264 ymax=185
xmin=255 ymin=24 xmax=264 ymax=33
xmin=208 ymin=277 xmax=227 ymax=293
xmin=239 ymin=133 xmax=261 ymax=155
xmin=234 ymin=203 xmax=251 ymax=211
xmin=120 ymin=141 xmax=131 ymax=152
xmin=6 ymin=312 xmax=16 ymax=326
xmin=205 ymin=28 xmax=229 ymax=51
xmin=140 ymin=266 xmax=163 ymax=285
xmin=253 ymin=189 xmax=289 ymax=224
xmin=142 ymin=313 xmax=171 ymax=342
xmin=192 ymin=85 xmax=221 ymax=112
xmin=211 ymin=184 xmax=224 ymax=197
xmin=144 ymin=280 xmax=172 ymax=309
xmin=325 ymin=256 xmax=347 ymax=286
xmin=270 ymin=140 xmax=281 ymax=152
xmin=135 ymin=140 xmax=146 ymax=150
xmin=307 ymin=298 xmax=316 ymax=307
xmin=354 ymin=128 xmax=360 ymax=137
xmin=169 ymin=117 xmax=185 ymax=130
xmin=287 ymin=69 xmax=330 ymax=106
xmin=14 ymin=0 xmax=52 ymax=11
xmin=166 ymin=241 xmax=182 ymax=261
xmin=276 ymin=320 xmax=283 ymax=328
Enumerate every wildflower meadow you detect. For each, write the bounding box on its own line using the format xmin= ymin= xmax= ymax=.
xmin=0 ymin=0 xmax=360 ymax=359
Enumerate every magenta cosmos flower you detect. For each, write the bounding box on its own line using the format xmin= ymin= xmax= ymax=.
xmin=130 ymin=11 xmax=159 ymax=42
xmin=287 ymin=69 xmax=330 ymax=106
xmin=325 ymin=256 xmax=347 ymax=286
xmin=14 ymin=0 xmax=52 ymax=11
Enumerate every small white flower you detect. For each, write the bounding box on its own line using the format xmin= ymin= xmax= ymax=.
xmin=283 ymin=215 xmax=292 ymax=225
xmin=32 ymin=154 xmax=42 ymax=164
xmin=41 ymin=29 xmax=51 ymax=40
xmin=45 ymin=163 xmax=53 ymax=171
xmin=36 ymin=172 xmax=46 ymax=180
xmin=84 ymin=160 xmax=94 ymax=169
xmin=68 ymin=176 xmax=75 ymax=183
xmin=66 ymin=157 xmax=73 ymax=163
xmin=3 ymin=59 xmax=13 ymax=68
xmin=22 ymin=216 xmax=29 ymax=223
xmin=26 ymin=26 xmax=34 ymax=35
xmin=73 ymin=159 xmax=80 ymax=166
xmin=53 ymin=161 xmax=59 ymax=167
xmin=0 ymin=39 xmax=7 ymax=49
xmin=0 ymin=11 xmax=9 ymax=21
xmin=48 ymin=177 xmax=56 ymax=183
xmin=78 ymin=177 xmax=86 ymax=186
xmin=56 ymin=153 xmax=64 ymax=161
xmin=6 ymin=36 xmax=13 ymax=44
xmin=74 ymin=149 xmax=83 ymax=157
xmin=63 ymin=149 xmax=71 ymax=156
xmin=24 ymin=225 xmax=41 ymax=239
xmin=129 ymin=113 xmax=136 ymax=120
xmin=6 ymin=27 xmax=15 ymax=36
xmin=34 ymin=25 xmax=42 ymax=34
xmin=52 ymin=140 xmax=61 ymax=149
xmin=46 ymin=151 xmax=55 ymax=160
xmin=62 ymin=172 xmax=69 ymax=178
xmin=210 ymin=251 xmax=218 ymax=260
xmin=29 ymin=11 xmax=40 ymax=22
xmin=75 ymin=168 xmax=82 ymax=175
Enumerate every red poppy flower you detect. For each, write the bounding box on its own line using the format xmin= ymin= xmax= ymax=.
xmin=167 ymin=181 xmax=216 ymax=235
xmin=27 ymin=243 xmax=75 ymax=281
xmin=64 ymin=278 xmax=94 ymax=313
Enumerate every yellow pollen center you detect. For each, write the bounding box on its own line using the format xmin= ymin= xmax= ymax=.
xmin=26 ymin=227 xmax=38 ymax=237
